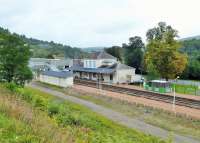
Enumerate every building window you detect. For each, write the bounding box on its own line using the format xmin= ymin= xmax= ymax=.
xmin=110 ymin=74 xmax=113 ymax=81
xmin=93 ymin=73 xmax=97 ymax=78
xmin=89 ymin=60 xmax=92 ymax=68
xmin=92 ymin=61 xmax=96 ymax=68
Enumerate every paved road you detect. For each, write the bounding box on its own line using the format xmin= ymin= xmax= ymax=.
xmin=30 ymin=83 xmax=199 ymax=143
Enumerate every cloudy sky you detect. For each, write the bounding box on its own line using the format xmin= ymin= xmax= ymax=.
xmin=0 ymin=0 xmax=200 ymax=47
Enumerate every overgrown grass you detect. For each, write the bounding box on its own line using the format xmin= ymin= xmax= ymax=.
xmin=0 ymin=86 xmax=71 ymax=143
xmin=174 ymin=84 xmax=199 ymax=96
xmin=0 ymin=83 xmax=169 ymax=143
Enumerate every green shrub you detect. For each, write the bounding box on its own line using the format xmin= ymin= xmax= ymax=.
xmin=32 ymin=95 xmax=48 ymax=110
xmin=56 ymin=114 xmax=84 ymax=127
xmin=47 ymin=103 xmax=60 ymax=117
xmin=4 ymin=82 xmax=19 ymax=92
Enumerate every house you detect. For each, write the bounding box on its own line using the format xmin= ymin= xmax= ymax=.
xmin=29 ymin=58 xmax=72 ymax=71
xmin=39 ymin=71 xmax=73 ymax=87
xmin=71 ymin=51 xmax=136 ymax=84
xmin=29 ymin=58 xmax=72 ymax=79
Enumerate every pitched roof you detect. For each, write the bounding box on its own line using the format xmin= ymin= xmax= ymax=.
xmin=71 ymin=63 xmax=134 ymax=74
xmin=90 ymin=51 xmax=117 ymax=60
xmin=116 ymin=63 xmax=135 ymax=70
xmin=71 ymin=66 xmax=115 ymax=74
xmin=41 ymin=71 xmax=73 ymax=78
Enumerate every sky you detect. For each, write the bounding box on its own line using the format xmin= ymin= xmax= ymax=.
xmin=0 ymin=0 xmax=200 ymax=47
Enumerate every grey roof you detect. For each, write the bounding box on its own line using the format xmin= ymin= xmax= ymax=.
xmin=90 ymin=51 xmax=117 ymax=60
xmin=71 ymin=63 xmax=134 ymax=74
xmin=41 ymin=71 xmax=73 ymax=78
xmin=71 ymin=66 xmax=115 ymax=74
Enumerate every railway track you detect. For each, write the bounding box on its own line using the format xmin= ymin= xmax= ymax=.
xmin=74 ymin=79 xmax=200 ymax=110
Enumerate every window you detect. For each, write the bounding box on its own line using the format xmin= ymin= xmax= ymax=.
xmin=89 ymin=60 xmax=92 ymax=68
xmin=110 ymin=74 xmax=113 ymax=81
xmin=85 ymin=60 xmax=89 ymax=68
xmin=93 ymin=73 xmax=97 ymax=78
xmin=93 ymin=61 xmax=96 ymax=68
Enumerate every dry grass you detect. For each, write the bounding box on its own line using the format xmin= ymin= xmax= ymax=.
xmin=0 ymin=88 xmax=72 ymax=143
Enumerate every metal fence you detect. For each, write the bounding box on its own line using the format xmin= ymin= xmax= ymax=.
xmin=169 ymin=79 xmax=200 ymax=87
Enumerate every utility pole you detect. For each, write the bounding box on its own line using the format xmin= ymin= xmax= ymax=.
xmin=173 ymin=76 xmax=179 ymax=112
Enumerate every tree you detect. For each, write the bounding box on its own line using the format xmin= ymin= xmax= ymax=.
xmin=145 ymin=22 xmax=188 ymax=80
xmin=0 ymin=31 xmax=33 ymax=86
xmin=181 ymin=58 xmax=200 ymax=80
xmin=105 ymin=46 xmax=123 ymax=62
xmin=123 ymin=36 xmax=145 ymax=73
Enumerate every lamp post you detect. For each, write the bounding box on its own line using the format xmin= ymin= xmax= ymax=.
xmin=139 ymin=67 xmax=143 ymax=87
xmin=173 ymin=76 xmax=179 ymax=111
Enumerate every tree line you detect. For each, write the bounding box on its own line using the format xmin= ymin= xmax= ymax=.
xmin=105 ymin=22 xmax=199 ymax=80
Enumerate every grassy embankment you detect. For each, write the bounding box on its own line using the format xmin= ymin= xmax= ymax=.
xmin=0 ymin=83 xmax=168 ymax=143
xmin=174 ymin=84 xmax=199 ymax=96
xmin=35 ymin=82 xmax=200 ymax=141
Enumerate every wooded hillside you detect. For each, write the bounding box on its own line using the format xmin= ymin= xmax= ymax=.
xmin=0 ymin=27 xmax=88 ymax=59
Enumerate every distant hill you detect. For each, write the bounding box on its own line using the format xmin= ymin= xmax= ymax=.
xmin=21 ymin=36 xmax=88 ymax=59
xmin=82 ymin=47 xmax=106 ymax=53
xmin=181 ymin=37 xmax=200 ymax=56
xmin=0 ymin=27 xmax=88 ymax=59
xmin=180 ymin=35 xmax=200 ymax=41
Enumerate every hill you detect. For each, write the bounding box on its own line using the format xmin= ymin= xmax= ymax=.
xmin=82 ymin=47 xmax=105 ymax=53
xmin=180 ymin=35 xmax=200 ymax=41
xmin=181 ymin=38 xmax=200 ymax=56
xmin=0 ymin=27 xmax=88 ymax=59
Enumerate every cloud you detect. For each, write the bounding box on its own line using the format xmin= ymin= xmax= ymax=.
xmin=0 ymin=0 xmax=200 ymax=47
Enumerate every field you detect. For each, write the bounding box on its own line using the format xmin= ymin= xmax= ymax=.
xmin=0 ymin=83 xmax=168 ymax=143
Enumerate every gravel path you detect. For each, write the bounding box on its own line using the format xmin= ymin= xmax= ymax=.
xmin=30 ymin=83 xmax=199 ymax=143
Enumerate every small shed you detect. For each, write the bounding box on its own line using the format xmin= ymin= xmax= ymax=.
xmin=144 ymin=80 xmax=172 ymax=93
xmin=40 ymin=71 xmax=73 ymax=87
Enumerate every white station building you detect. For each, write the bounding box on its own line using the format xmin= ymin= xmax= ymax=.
xmin=71 ymin=51 xmax=136 ymax=84
xmin=39 ymin=71 xmax=73 ymax=88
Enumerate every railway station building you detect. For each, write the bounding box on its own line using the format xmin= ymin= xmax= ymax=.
xmin=71 ymin=51 xmax=136 ymax=84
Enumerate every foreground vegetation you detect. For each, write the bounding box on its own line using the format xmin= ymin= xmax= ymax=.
xmin=0 ymin=84 xmax=168 ymax=143
xmin=64 ymin=88 xmax=200 ymax=140
xmin=37 ymin=82 xmax=200 ymax=141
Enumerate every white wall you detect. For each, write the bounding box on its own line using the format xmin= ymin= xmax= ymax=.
xmin=84 ymin=60 xmax=98 ymax=68
xmin=40 ymin=75 xmax=73 ymax=87
xmin=83 ymin=59 xmax=117 ymax=69
xmin=73 ymin=69 xmax=135 ymax=84
xmin=114 ymin=69 xmax=135 ymax=84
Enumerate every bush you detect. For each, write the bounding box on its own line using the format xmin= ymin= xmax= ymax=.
xmin=47 ymin=103 xmax=60 ymax=117
xmin=4 ymin=82 xmax=19 ymax=92
xmin=32 ymin=95 xmax=48 ymax=110
xmin=56 ymin=114 xmax=84 ymax=127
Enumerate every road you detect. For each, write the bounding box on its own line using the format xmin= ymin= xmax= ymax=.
xmin=30 ymin=83 xmax=199 ymax=143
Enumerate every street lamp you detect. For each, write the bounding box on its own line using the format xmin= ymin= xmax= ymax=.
xmin=173 ymin=76 xmax=180 ymax=111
